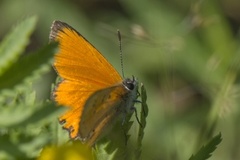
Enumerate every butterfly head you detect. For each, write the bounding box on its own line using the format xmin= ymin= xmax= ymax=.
xmin=122 ymin=76 xmax=139 ymax=112
xmin=123 ymin=76 xmax=138 ymax=91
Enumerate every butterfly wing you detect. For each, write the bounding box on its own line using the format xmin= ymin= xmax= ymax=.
xmin=50 ymin=21 xmax=122 ymax=139
xmin=50 ymin=21 xmax=122 ymax=84
xmin=79 ymin=81 xmax=138 ymax=146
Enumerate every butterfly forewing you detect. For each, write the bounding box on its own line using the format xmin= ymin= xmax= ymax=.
xmin=50 ymin=21 xmax=124 ymax=139
xmin=50 ymin=21 xmax=122 ymax=84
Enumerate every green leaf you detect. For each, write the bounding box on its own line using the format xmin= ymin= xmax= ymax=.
xmin=135 ymin=83 xmax=148 ymax=159
xmin=0 ymin=101 xmax=61 ymax=128
xmin=0 ymin=42 xmax=57 ymax=91
xmin=189 ymin=133 xmax=222 ymax=160
xmin=0 ymin=134 xmax=26 ymax=159
xmin=0 ymin=83 xmax=62 ymax=159
xmin=0 ymin=16 xmax=37 ymax=76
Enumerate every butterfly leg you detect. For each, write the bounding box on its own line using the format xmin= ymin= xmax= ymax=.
xmin=131 ymin=106 xmax=142 ymax=128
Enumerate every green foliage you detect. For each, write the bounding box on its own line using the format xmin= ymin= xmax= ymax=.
xmin=0 ymin=43 xmax=58 ymax=90
xmin=0 ymin=16 xmax=61 ymax=160
xmin=189 ymin=133 xmax=222 ymax=160
xmin=0 ymin=16 xmax=37 ymax=75
xmin=135 ymin=83 xmax=148 ymax=159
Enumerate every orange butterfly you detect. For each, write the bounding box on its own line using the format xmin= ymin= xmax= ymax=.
xmin=49 ymin=21 xmax=138 ymax=146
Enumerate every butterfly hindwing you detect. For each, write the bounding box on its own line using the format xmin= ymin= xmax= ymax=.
xmin=79 ymin=83 xmax=129 ymax=139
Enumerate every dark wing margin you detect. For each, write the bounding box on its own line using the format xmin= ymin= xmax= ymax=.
xmin=49 ymin=20 xmax=91 ymax=45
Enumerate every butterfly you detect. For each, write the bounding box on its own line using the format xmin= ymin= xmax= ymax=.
xmin=49 ymin=20 xmax=139 ymax=146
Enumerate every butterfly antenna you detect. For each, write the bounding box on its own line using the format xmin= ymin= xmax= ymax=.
xmin=117 ymin=30 xmax=125 ymax=78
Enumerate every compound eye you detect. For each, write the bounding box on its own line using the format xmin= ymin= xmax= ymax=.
xmin=123 ymin=79 xmax=135 ymax=90
xmin=126 ymin=82 xmax=134 ymax=90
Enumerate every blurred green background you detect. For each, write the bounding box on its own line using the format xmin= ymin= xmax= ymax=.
xmin=1 ymin=0 xmax=240 ymax=159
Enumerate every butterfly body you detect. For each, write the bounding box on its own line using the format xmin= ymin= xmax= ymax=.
xmin=50 ymin=21 xmax=138 ymax=146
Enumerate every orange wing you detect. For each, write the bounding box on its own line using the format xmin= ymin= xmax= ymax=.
xmin=79 ymin=84 xmax=129 ymax=142
xmin=50 ymin=21 xmax=122 ymax=139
